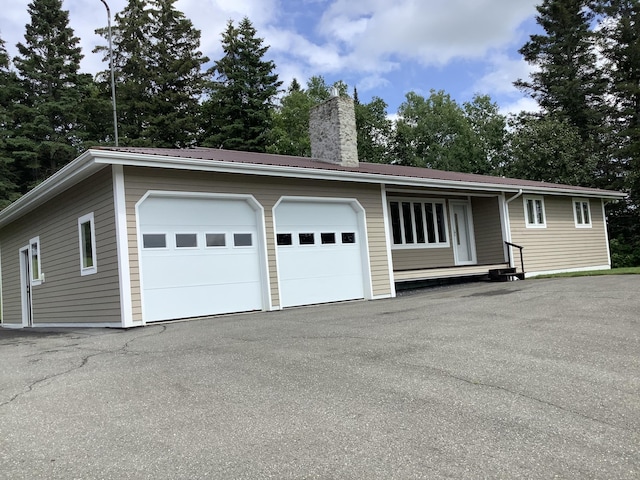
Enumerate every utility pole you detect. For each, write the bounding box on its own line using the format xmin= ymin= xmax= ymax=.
xmin=100 ymin=0 xmax=119 ymax=146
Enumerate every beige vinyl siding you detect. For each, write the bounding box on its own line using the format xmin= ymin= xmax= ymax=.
xmin=123 ymin=166 xmax=392 ymax=321
xmin=391 ymin=247 xmax=455 ymax=271
xmin=0 ymin=167 xmax=121 ymax=325
xmin=472 ymin=196 xmax=506 ymax=264
xmin=509 ymin=196 xmax=609 ymax=273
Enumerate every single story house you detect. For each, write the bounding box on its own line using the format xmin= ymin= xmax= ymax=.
xmin=0 ymin=96 xmax=626 ymax=328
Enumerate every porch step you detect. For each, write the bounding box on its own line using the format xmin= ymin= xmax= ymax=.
xmin=488 ymin=268 xmax=525 ymax=282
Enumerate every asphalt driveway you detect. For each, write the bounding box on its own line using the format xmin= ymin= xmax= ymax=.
xmin=1 ymin=276 xmax=639 ymax=479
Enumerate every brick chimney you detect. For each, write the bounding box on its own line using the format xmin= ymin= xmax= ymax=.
xmin=309 ymin=95 xmax=358 ymax=167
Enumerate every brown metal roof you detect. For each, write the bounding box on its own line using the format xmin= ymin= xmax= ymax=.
xmin=94 ymin=146 xmax=621 ymax=196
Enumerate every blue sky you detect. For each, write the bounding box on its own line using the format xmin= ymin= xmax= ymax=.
xmin=0 ymin=0 xmax=542 ymax=116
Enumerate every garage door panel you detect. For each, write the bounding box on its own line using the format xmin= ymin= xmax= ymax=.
xmin=277 ymin=203 xmax=358 ymax=229
xmin=278 ymin=247 xmax=361 ymax=280
xmin=144 ymin=281 xmax=262 ymax=322
xmin=141 ymin=253 xmax=260 ymax=289
xmin=140 ymin=197 xmax=256 ymax=228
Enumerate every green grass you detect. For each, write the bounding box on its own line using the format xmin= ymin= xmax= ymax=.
xmin=534 ymin=267 xmax=640 ymax=279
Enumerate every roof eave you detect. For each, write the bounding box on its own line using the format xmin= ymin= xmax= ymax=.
xmin=94 ymin=150 xmax=626 ymax=200
xmin=0 ymin=151 xmax=105 ymax=229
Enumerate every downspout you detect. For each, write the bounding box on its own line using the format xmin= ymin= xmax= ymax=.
xmin=506 ymin=189 xmax=524 ymax=205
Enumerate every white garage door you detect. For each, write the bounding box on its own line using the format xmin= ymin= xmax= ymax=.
xmin=275 ymin=200 xmax=367 ymax=307
xmin=138 ymin=195 xmax=265 ymax=322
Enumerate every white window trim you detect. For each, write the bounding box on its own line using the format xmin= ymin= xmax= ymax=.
xmin=29 ymin=236 xmax=42 ymax=286
xmin=523 ymin=196 xmax=546 ymax=228
xmin=78 ymin=213 xmax=98 ymax=276
xmin=388 ymin=197 xmax=450 ymax=249
xmin=572 ymin=198 xmax=592 ymax=228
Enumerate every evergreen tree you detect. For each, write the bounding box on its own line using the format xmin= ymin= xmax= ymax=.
xmin=593 ymin=0 xmax=640 ymax=266
xmin=13 ymin=0 xmax=94 ymax=187
xmin=201 ymin=17 xmax=282 ymax=151
xmin=0 ymin=37 xmax=23 ymax=208
xmin=515 ymin=0 xmax=605 ymax=144
xmin=267 ymin=79 xmax=315 ymax=156
xmin=96 ymin=0 xmax=207 ymax=147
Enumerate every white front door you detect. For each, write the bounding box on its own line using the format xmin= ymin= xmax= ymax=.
xmin=450 ymin=202 xmax=476 ymax=265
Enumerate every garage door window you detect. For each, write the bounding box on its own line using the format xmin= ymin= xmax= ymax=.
xmin=299 ymin=233 xmax=315 ymax=245
xmin=176 ymin=233 xmax=198 ymax=248
xmin=277 ymin=233 xmax=293 ymax=246
xmin=206 ymin=233 xmax=226 ymax=247
xmin=321 ymin=232 xmax=336 ymax=244
xmin=341 ymin=232 xmax=356 ymax=244
xmin=234 ymin=233 xmax=253 ymax=247
xmin=143 ymin=234 xmax=167 ymax=249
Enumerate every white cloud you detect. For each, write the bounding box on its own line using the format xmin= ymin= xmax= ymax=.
xmin=0 ymin=0 xmax=539 ymax=114
xmin=471 ymin=53 xmax=537 ymax=96
xmin=500 ymin=96 xmax=540 ymax=117
xmin=318 ymin=0 xmax=540 ymax=68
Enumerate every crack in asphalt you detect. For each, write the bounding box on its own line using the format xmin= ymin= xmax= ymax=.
xmin=424 ymin=364 xmax=632 ymax=433
xmin=0 ymin=325 xmax=167 ymax=408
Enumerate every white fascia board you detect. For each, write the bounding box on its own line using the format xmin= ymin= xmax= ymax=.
xmin=93 ymin=150 xmax=627 ymax=200
xmin=0 ymin=151 xmax=105 ymax=228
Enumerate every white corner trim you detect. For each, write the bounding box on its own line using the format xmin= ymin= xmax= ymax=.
xmin=498 ymin=193 xmax=511 ymax=265
xmin=380 ymin=185 xmax=397 ymax=298
xmin=112 ymin=165 xmax=135 ymax=328
xmin=602 ymin=199 xmax=612 ymax=268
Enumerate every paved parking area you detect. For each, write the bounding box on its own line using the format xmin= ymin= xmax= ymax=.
xmin=1 ymin=276 xmax=639 ymax=479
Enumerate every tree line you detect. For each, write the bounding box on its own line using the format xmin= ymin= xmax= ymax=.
xmin=0 ymin=0 xmax=638 ymax=266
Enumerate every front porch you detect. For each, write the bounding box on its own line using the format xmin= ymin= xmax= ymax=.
xmin=387 ymin=193 xmax=513 ymax=285
xmin=393 ymin=263 xmax=510 ymax=283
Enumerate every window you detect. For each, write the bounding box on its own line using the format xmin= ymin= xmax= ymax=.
xmin=573 ymin=199 xmax=591 ymax=227
xmin=277 ymin=233 xmax=293 ymax=246
xmin=78 ymin=213 xmax=97 ymax=275
xmin=299 ymin=233 xmax=315 ymax=245
xmin=176 ymin=233 xmax=198 ymax=248
xmin=234 ymin=233 xmax=253 ymax=247
xmin=524 ymin=196 xmax=546 ymax=228
xmin=29 ymin=236 xmax=42 ymax=285
xmin=389 ymin=199 xmax=448 ymax=248
xmin=143 ymin=234 xmax=166 ymax=249
xmin=321 ymin=233 xmax=336 ymax=244
xmin=206 ymin=233 xmax=226 ymax=247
